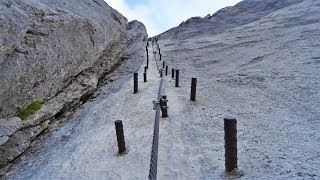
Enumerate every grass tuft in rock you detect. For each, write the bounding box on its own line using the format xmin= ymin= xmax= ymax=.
xmin=17 ymin=101 xmax=42 ymax=120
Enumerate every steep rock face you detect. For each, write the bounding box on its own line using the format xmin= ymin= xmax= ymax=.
xmin=0 ymin=0 xmax=147 ymax=173
xmin=1 ymin=0 xmax=319 ymax=178
xmin=155 ymin=0 xmax=320 ymax=178
xmin=158 ymin=0 xmax=304 ymax=40
xmin=0 ymin=0 xmax=147 ymax=118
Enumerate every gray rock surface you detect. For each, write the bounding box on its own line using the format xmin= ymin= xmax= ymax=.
xmin=0 ymin=0 xmax=147 ymax=174
xmin=2 ymin=30 xmax=148 ymax=179
xmin=0 ymin=117 xmax=23 ymax=145
xmin=0 ymin=0 xmax=147 ymax=119
xmin=158 ymin=0 xmax=304 ymax=40
xmin=2 ymin=0 xmax=320 ymax=179
xmin=155 ymin=0 xmax=320 ymax=178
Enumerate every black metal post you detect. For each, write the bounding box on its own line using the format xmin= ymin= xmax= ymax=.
xmin=163 ymin=61 xmax=165 ymax=69
xmin=165 ymin=66 xmax=168 ymax=76
xmin=115 ymin=120 xmax=126 ymax=154
xmin=144 ymin=66 xmax=147 ymax=73
xmin=160 ymin=54 xmax=162 ymax=61
xmin=147 ymin=50 xmax=149 ymax=62
xmin=175 ymin=70 xmax=179 ymax=87
xmin=224 ymin=116 xmax=238 ymax=173
xmin=172 ymin=69 xmax=175 ymax=78
xmin=134 ymin=73 xmax=138 ymax=94
xmin=158 ymin=48 xmax=160 ymax=55
xmin=190 ymin=78 xmax=197 ymax=101
xmin=144 ymin=72 xmax=147 ymax=82
xmin=160 ymin=95 xmax=168 ymax=118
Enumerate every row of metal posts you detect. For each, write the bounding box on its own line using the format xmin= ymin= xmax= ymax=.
xmin=114 ymin=118 xmax=238 ymax=172
xmin=114 ymin=38 xmax=240 ymax=179
xmin=114 ymin=117 xmax=239 ymax=175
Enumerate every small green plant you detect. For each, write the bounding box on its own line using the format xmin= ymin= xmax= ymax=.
xmin=17 ymin=101 xmax=42 ymax=120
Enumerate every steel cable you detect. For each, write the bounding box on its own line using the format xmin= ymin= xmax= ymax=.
xmin=148 ymin=41 xmax=164 ymax=180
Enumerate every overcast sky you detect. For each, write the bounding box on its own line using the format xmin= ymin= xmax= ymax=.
xmin=104 ymin=0 xmax=242 ymax=37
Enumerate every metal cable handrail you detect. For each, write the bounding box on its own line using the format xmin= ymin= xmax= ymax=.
xmin=148 ymin=41 xmax=164 ymax=180
xmin=151 ymin=44 xmax=161 ymax=73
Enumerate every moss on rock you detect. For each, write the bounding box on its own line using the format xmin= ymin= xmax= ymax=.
xmin=17 ymin=101 xmax=42 ymax=120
